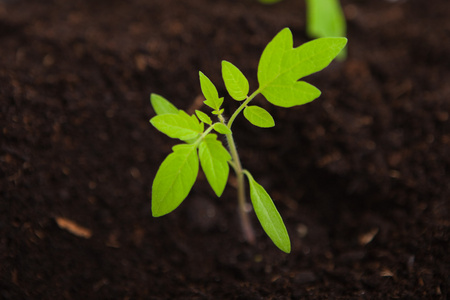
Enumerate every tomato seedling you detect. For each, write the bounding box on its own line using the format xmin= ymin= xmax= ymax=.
xmin=150 ymin=28 xmax=347 ymax=253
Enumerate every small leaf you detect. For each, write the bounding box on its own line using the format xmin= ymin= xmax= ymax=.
xmin=150 ymin=110 xmax=203 ymax=141
xmin=199 ymin=134 xmax=231 ymax=196
xmin=222 ymin=60 xmax=249 ymax=101
xmin=152 ymin=144 xmax=199 ymax=217
xmin=199 ymin=72 xmax=223 ymax=110
xmin=243 ymin=106 xmax=275 ymax=128
xmin=195 ymin=110 xmax=212 ymax=125
xmin=211 ymin=108 xmax=225 ymax=115
xmin=150 ymin=93 xmax=179 ymax=115
xmin=261 ymin=81 xmax=321 ymax=108
xmin=213 ymin=123 xmax=232 ymax=135
xmin=246 ymin=172 xmax=291 ymax=253
xmin=190 ymin=114 xmax=204 ymax=132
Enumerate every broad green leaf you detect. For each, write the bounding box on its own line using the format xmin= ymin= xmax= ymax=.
xmin=246 ymin=173 xmax=291 ymax=253
xmin=258 ymin=28 xmax=293 ymax=88
xmin=259 ymin=28 xmax=347 ymax=83
xmin=222 ymin=60 xmax=249 ymax=101
xmin=199 ymin=71 xmax=223 ymax=110
xmin=195 ymin=110 xmax=212 ymax=125
xmin=150 ymin=93 xmax=179 ymax=115
xmin=306 ymin=0 xmax=347 ymax=60
xmin=199 ymin=134 xmax=231 ymax=197
xmin=150 ymin=110 xmax=203 ymax=141
xmin=213 ymin=123 xmax=232 ymax=135
xmin=243 ymin=105 xmax=275 ymax=128
xmin=152 ymin=144 xmax=199 ymax=217
xmin=258 ymin=28 xmax=347 ymax=107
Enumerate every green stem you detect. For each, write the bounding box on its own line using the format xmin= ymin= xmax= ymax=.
xmin=218 ymin=114 xmax=255 ymax=245
xmin=227 ymin=89 xmax=260 ymax=129
xmin=192 ymin=123 xmax=216 ymax=147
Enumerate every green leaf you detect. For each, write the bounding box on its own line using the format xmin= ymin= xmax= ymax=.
xmin=152 ymin=144 xmax=199 ymax=217
xmin=306 ymin=0 xmax=347 ymax=60
xmin=243 ymin=105 xmax=275 ymax=128
xmin=221 ymin=60 xmax=249 ymax=101
xmin=213 ymin=123 xmax=232 ymax=135
xmin=199 ymin=71 xmax=223 ymax=110
xmin=260 ymin=81 xmax=321 ymax=108
xmin=246 ymin=172 xmax=291 ymax=253
xmin=150 ymin=93 xmax=179 ymax=115
xmin=199 ymin=134 xmax=231 ymax=197
xmin=306 ymin=0 xmax=346 ymax=38
xmin=258 ymin=28 xmax=347 ymax=107
xmin=258 ymin=28 xmax=292 ymax=89
xmin=150 ymin=110 xmax=203 ymax=141
xmin=211 ymin=108 xmax=224 ymax=115
xmin=195 ymin=110 xmax=212 ymax=125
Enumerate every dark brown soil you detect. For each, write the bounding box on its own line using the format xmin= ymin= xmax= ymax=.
xmin=1 ymin=0 xmax=449 ymax=298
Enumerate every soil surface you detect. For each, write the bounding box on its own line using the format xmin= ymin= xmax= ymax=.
xmin=1 ymin=0 xmax=449 ymax=299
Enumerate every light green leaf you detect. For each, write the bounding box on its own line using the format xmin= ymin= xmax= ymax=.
xmin=150 ymin=93 xmax=179 ymax=115
xmin=150 ymin=110 xmax=203 ymax=141
xmin=199 ymin=134 xmax=231 ymax=197
xmin=213 ymin=123 xmax=232 ymax=135
xmin=260 ymin=81 xmax=321 ymax=108
xmin=222 ymin=60 xmax=249 ymax=101
xmin=211 ymin=108 xmax=225 ymax=115
xmin=306 ymin=0 xmax=347 ymax=60
xmin=257 ymin=28 xmax=347 ymax=107
xmin=246 ymin=172 xmax=291 ymax=253
xmin=195 ymin=110 xmax=212 ymax=125
xmin=306 ymin=0 xmax=346 ymax=40
xmin=190 ymin=114 xmax=205 ymax=132
xmin=258 ymin=28 xmax=293 ymax=88
xmin=152 ymin=144 xmax=199 ymax=217
xmin=243 ymin=105 xmax=275 ymax=128
xmin=199 ymin=71 xmax=223 ymax=110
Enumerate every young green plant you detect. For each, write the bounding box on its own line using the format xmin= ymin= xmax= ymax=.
xmin=150 ymin=28 xmax=347 ymax=253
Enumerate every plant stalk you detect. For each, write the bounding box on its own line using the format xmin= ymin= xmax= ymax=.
xmin=218 ymin=115 xmax=255 ymax=244
xmin=227 ymin=89 xmax=260 ymax=129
